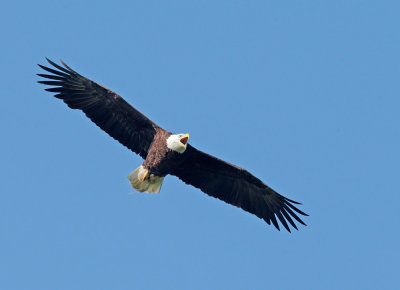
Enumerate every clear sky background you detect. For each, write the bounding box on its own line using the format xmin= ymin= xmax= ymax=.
xmin=1 ymin=1 xmax=399 ymax=289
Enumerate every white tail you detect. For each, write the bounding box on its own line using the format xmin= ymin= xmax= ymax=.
xmin=127 ymin=165 xmax=164 ymax=193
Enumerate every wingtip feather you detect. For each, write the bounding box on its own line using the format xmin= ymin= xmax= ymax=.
xmin=276 ymin=211 xmax=291 ymax=232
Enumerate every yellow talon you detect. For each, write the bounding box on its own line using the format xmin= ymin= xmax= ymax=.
xmin=141 ymin=169 xmax=149 ymax=181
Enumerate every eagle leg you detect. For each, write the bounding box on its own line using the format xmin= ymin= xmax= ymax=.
xmin=127 ymin=165 xmax=164 ymax=194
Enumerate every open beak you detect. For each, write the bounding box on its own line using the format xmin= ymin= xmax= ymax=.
xmin=180 ymin=134 xmax=190 ymax=146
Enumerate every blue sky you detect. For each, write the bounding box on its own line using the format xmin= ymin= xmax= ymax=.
xmin=1 ymin=1 xmax=399 ymax=289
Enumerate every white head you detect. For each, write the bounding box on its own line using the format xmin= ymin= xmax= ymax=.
xmin=166 ymin=133 xmax=190 ymax=153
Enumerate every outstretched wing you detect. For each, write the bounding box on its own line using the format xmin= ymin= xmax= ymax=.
xmin=38 ymin=58 xmax=160 ymax=159
xmin=172 ymin=145 xmax=308 ymax=232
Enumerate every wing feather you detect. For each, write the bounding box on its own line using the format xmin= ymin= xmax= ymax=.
xmin=172 ymin=145 xmax=308 ymax=232
xmin=38 ymin=58 xmax=160 ymax=159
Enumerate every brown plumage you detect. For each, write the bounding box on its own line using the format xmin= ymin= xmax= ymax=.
xmin=38 ymin=58 xmax=308 ymax=232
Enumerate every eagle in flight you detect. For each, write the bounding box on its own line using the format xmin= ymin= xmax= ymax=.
xmin=38 ymin=58 xmax=308 ymax=232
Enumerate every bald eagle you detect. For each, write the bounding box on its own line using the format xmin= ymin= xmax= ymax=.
xmin=38 ymin=58 xmax=308 ymax=232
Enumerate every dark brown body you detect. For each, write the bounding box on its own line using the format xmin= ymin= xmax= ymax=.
xmin=142 ymin=129 xmax=185 ymax=176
